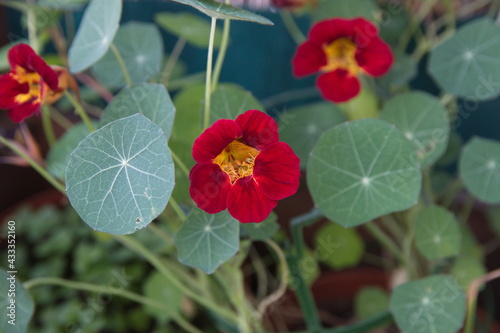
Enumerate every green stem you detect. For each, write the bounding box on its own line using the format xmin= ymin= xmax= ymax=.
xmin=110 ymin=43 xmax=133 ymax=86
xmin=50 ymin=107 xmax=74 ymax=130
xmin=148 ymin=223 xmax=173 ymax=244
xmin=64 ymin=91 xmax=95 ymax=132
xmin=41 ymin=105 xmax=56 ymax=146
xmin=323 ymin=310 xmax=393 ymax=333
xmin=211 ymin=17 xmax=231 ymax=91
xmin=161 ymin=37 xmax=187 ymax=87
xmin=112 ymin=234 xmax=239 ymax=324
xmin=23 ymin=277 xmax=202 ymax=333
xmin=169 ymin=196 xmax=187 ymax=222
xmin=280 ymin=10 xmax=306 ymax=44
xmin=289 ymin=208 xmax=324 ymax=332
xmin=26 ymin=0 xmax=39 ymax=52
xmin=170 ymin=149 xmax=190 ymax=178
xmin=0 ymin=136 xmax=65 ymax=194
xmin=398 ymin=1 xmax=435 ymax=53
xmin=203 ymin=18 xmax=217 ymax=129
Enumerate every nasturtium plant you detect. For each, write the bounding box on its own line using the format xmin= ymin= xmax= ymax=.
xmin=0 ymin=269 xmax=34 ymax=333
xmin=209 ymin=84 xmax=263 ymax=124
xmin=308 ymin=119 xmax=421 ymax=227
xmin=66 ymin=114 xmax=174 ymax=234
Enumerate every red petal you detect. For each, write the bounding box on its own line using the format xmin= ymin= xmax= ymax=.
xmin=350 ymin=18 xmax=381 ymax=48
xmin=0 ymin=74 xmax=28 ymax=109
xmin=189 ymin=163 xmax=231 ymax=214
xmin=292 ymin=41 xmax=326 ymax=77
xmin=8 ymin=43 xmax=59 ymax=91
xmin=192 ymin=119 xmax=242 ymax=163
xmin=308 ymin=18 xmax=356 ymax=44
xmin=227 ymin=177 xmax=277 ymax=223
xmin=7 ymin=101 xmax=41 ymax=123
xmin=355 ymin=38 xmax=394 ymax=76
xmin=316 ymin=69 xmax=361 ymax=103
xmin=235 ymin=110 xmax=279 ymax=149
xmin=253 ymin=142 xmax=300 ymax=200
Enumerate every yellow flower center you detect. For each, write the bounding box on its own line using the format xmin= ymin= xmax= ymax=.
xmin=11 ymin=66 xmax=42 ymax=105
xmin=213 ymin=140 xmax=260 ymax=184
xmin=321 ymin=38 xmax=360 ymax=76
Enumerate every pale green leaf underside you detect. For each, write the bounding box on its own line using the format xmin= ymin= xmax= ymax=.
xmin=210 ymin=84 xmax=263 ymax=124
xmin=459 ymin=136 xmax=500 ymax=204
xmin=68 ymin=0 xmax=122 ymax=73
xmin=92 ymin=22 xmax=163 ymax=88
xmin=0 ymin=269 xmax=34 ymax=333
xmin=155 ymin=11 xmax=223 ymax=48
xmin=414 ymin=205 xmax=461 ymax=260
xmin=66 ymin=114 xmax=174 ymax=234
xmin=307 ymin=119 xmax=421 ymax=227
xmin=390 ymin=275 xmax=466 ymax=333
xmin=380 ymin=91 xmax=449 ymax=167
xmin=46 ymin=122 xmax=96 ymax=180
xmin=171 ymin=0 xmax=273 ymax=25
xmin=278 ymin=102 xmax=346 ymax=168
xmin=175 ymin=209 xmax=239 ymax=274
xmin=428 ymin=18 xmax=500 ymax=100
xmin=99 ymin=83 xmax=176 ymax=140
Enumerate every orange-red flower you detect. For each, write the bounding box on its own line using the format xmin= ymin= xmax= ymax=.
xmin=292 ymin=18 xmax=393 ymax=103
xmin=190 ymin=110 xmax=300 ymax=223
xmin=0 ymin=43 xmax=59 ymax=122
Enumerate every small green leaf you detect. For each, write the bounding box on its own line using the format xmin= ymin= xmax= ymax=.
xmin=241 ymin=212 xmax=279 ymax=241
xmin=390 ymin=275 xmax=466 ymax=333
xmin=99 ymin=83 xmax=175 ymax=140
xmin=143 ymin=271 xmax=183 ymax=322
xmin=314 ymin=222 xmax=364 ymax=269
xmin=428 ymin=18 xmax=500 ymax=100
xmin=0 ymin=269 xmax=34 ymax=333
xmin=46 ymin=122 xmax=96 ymax=180
xmin=380 ymin=91 xmax=449 ymax=167
xmin=278 ymin=102 xmax=346 ymax=168
xmin=355 ymin=287 xmax=390 ymax=320
xmin=308 ymin=119 xmax=421 ymax=227
xmin=66 ymin=114 xmax=174 ymax=234
xmin=175 ymin=209 xmax=239 ymax=274
xmin=92 ymin=22 xmax=163 ymax=88
xmin=378 ymin=51 xmax=417 ymax=87
xmin=459 ymin=137 xmax=500 ymax=204
xmin=210 ymin=84 xmax=263 ymax=124
xmin=68 ymin=0 xmax=122 ymax=73
xmin=171 ymin=0 xmax=273 ymax=25
xmin=451 ymin=256 xmax=485 ymax=291
xmin=414 ymin=205 xmax=461 ymax=260
xmin=312 ymin=0 xmax=379 ymax=22
xmin=155 ymin=12 xmax=223 ymax=48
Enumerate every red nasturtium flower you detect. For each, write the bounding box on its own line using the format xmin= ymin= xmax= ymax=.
xmin=292 ymin=17 xmax=394 ymax=103
xmin=0 ymin=43 xmax=60 ymax=122
xmin=190 ymin=110 xmax=300 ymax=223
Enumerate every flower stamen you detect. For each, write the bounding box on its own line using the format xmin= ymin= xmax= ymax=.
xmin=213 ymin=140 xmax=260 ymax=184
xmin=320 ymin=38 xmax=360 ymax=75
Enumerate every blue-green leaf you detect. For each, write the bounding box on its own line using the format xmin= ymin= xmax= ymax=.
xmin=68 ymin=0 xmax=122 ymax=73
xmin=210 ymin=84 xmax=263 ymax=124
xmin=175 ymin=209 xmax=239 ymax=274
xmin=66 ymin=114 xmax=174 ymax=234
xmin=99 ymin=83 xmax=175 ymax=140
xmin=0 ymin=270 xmax=34 ymax=333
xmin=307 ymin=119 xmax=421 ymax=227
xmin=92 ymin=22 xmax=163 ymax=88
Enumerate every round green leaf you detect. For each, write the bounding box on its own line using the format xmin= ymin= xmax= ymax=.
xmin=99 ymin=83 xmax=175 ymax=140
xmin=390 ymin=275 xmax=466 ymax=333
xmin=314 ymin=222 xmax=364 ymax=269
xmin=171 ymin=0 xmax=273 ymax=25
xmin=380 ymin=91 xmax=449 ymax=167
xmin=459 ymin=137 xmax=500 ymax=203
xmin=155 ymin=12 xmax=223 ymax=48
xmin=278 ymin=102 xmax=346 ymax=168
xmin=355 ymin=287 xmax=389 ymax=320
xmin=428 ymin=18 xmax=500 ymax=100
xmin=307 ymin=119 xmax=421 ymax=227
xmin=46 ymin=122 xmax=95 ymax=180
xmin=68 ymin=0 xmax=122 ymax=73
xmin=451 ymin=256 xmax=485 ymax=291
xmin=313 ymin=0 xmax=379 ymax=22
xmin=66 ymin=114 xmax=174 ymax=234
xmin=175 ymin=209 xmax=239 ymax=274
xmin=210 ymin=84 xmax=263 ymax=124
xmin=241 ymin=212 xmax=279 ymax=241
xmin=414 ymin=205 xmax=461 ymax=260
xmin=0 ymin=269 xmax=34 ymax=333
xmin=92 ymin=22 xmax=163 ymax=88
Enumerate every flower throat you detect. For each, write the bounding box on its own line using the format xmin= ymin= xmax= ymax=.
xmin=213 ymin=140 xmax=260 ymax=184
